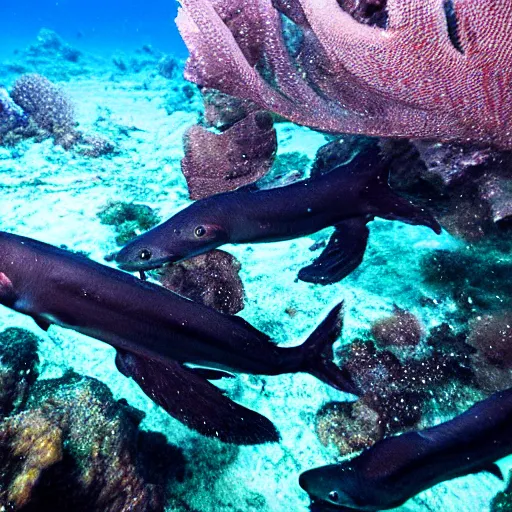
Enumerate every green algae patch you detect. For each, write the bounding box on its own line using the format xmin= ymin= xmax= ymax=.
xmin=98 ymin=201 xmax=160 ymax=245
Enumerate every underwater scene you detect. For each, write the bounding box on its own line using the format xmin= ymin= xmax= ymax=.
xmin=1 ymin=0 xmax=512 ymax=511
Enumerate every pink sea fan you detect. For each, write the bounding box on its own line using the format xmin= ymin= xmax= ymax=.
xmin=181 ymin=110 xmax=277 ymax=199
xmin=177 ymin=0 xmax=512 ymax=149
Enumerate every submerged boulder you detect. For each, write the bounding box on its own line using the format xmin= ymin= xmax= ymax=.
xmin=0 ymin=328 xmax=183 ymax=512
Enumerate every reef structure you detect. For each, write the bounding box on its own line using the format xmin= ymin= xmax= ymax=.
xmin=176 ymin=0 xmax=512 ymax=149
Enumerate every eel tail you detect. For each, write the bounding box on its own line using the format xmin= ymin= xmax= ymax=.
xmin=365 ymin=171 xmax=442 ymax=234
xmin=300 ymin=302 xmax=359 ymax=395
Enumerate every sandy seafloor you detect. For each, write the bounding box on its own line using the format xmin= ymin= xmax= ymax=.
xmin=1 ymin=35 xmax=511 ymax=512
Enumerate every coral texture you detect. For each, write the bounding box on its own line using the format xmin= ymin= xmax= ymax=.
xmin=0 ymin=327 xmax=178 ymax=512
xmin=181 ymin=110 xmax=277 ymax=199
xmin=0 ymin=87 xmax=27 ymax=137
xmin=177 ymin=0 xmax=512 ymax=149
xmin=315 ymin=400 xmax=382 ymax=455
xmin=10 ymin=73 xmax=114 ymax=155
xmin=371 ymin=305 xmax=424 ymax=348
xmin=98 ymin=201 xmax=161 ymax=245
xmin=11 ymin=73 xmax=76 ymax=144
xmin=0 ymin=328 xmax=40 ymax=418
xmin=155 ymin=249 xmax=245 ymax=314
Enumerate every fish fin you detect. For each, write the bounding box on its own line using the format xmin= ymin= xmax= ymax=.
xmin=115 ymin=350 xmax=280 ymax=445
xmin=366 ymin=173 xmax=441 ymax=234
xmin=182 ymin=363 xmax=236 ymax=380
xmin=33 ymin=318 xmax=51 ymax=332
xmin=300 ymin=303 xmax=359 ymax=395
xmin=481 ymin=463 xmax=504 ymax=480
xmin=298 ymin=218 xmax=370 ymax=285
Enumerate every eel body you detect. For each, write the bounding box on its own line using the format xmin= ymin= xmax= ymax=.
xmin=116 ymin=144 xmax=440 ymax=284
xmin=0 ymin=231 xmax=354 ymax=443
xmin=299 ymin=389 xmax=512 ymax=510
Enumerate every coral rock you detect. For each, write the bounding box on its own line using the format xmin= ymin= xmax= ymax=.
xmin=479 ymin=176 xmax=512 ymax=226
xmin=202 ymin=88 xmax=258 ymax=129
xmin=0 ymin=369 xmax=177 ymax=512
xmin=98 ymin=201 xmax=160 ymax=245
xmin=315 ymin=400 xmax=383 ymax=456
xmin=467 ymin=313 xmax=512 ymax=370
xmin=177 ymin=0 xmax=512 ymax=149
xmin=155 ymin=249 xmax=245 ymax=314
xmin=0 ymin=87 xmax=27 ymax=139
xmin=11 ymin=73 xmax=76 ymax=142
xmin=0 ymin=410 xmax=63 ymax=508
xmin=0 ymin=328 xmax=40 ymax=418
xmin=371 ymin=305 xmax=424 ymax=349
xmin=181 ymin=110 xmax=277 ymax=199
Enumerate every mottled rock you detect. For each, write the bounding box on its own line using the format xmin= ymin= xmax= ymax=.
xmin=479 ymin=176 xmax=512 ymax=226
xmin=155 ymin=250 xmax=245 ymax=314
xmin=202 ymin=88 xmax=258 ymax=129
xmin=315 ymin=400 xmax=383 ymax=456
xmin=371 ymin=305 xmax=424 ymax=349
xmin=98 ymin=201 xmax=160 ymax=245
xmin=0 ymin=328 xmax=40 ymax=418
xmin=467 ymin=312 xmax=512 ymax=369
xmin=0 ymin=371 xmax=178 ymax=512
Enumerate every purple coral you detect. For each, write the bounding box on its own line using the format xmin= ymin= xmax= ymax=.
xmin=177 ymin=0 xmax=512 ymax=149
xmin=10 ymin=74 xmax=114 ymax=156
xmin=155 ymin=249 xmax=245 ymax=314
xmin=11 ymin=73 xmax=76 ymax=144
xmin=181 ymin=110 xmax=277 ymax=199
xmin=371 ymin=305 xmax=424 ymax=348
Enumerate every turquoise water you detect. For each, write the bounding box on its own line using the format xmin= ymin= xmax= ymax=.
xmin=0 ymin=0 xmax=186 ymax=58
xmin=1 ymin=2 xmax=512 ymax=512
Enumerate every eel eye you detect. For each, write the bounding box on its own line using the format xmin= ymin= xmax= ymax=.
xmin=139 ymin=249 xmax=152 ymax=261
xmin=328 ymin=491 xmax=339 ymax=502
xmin=194 ymin=225 xmax=207 ymax=238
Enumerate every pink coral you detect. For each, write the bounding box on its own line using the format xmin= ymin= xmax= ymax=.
xmin=371 ymin=305 xmax=424 ymax=349
xmin=177 ymin=0 xmax=512 ymax=149
xmin=181 ymin=110 xmax=276 ymax=199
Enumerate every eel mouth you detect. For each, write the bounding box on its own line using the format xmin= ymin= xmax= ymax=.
xmin=115 ymin=256 xmax=173 ymax=272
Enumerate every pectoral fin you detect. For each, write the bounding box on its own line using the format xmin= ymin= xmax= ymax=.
xmin=298 ymin=218 xmax=370 ymax=285
xmin=34 ymin=318 xmax=51 ymax=332
xmin=481 ymin=463 xmax=504 ymax=480
xmin=115 ymin=350 xmax=280 ymax=445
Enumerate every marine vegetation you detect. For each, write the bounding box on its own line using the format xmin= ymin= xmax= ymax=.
xmin=98 ymin=201 xmax=161 ymax=245
xmin=2 ymin=73 xmax=114 ymax=156
xmin=177 ymin=0 xmax=512 ymax=149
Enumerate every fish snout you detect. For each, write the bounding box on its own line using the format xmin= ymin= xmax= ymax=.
xmin=115 ymin=242 xmax=169 ymax=271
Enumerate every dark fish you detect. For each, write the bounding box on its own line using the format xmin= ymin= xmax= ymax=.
xmin=299 ymin=389 xmax=512 ymax=510
xmin=115 ymin=143 xmax=441 ymax=284
xmin=0 ymin=231 xmax=355 ymax=443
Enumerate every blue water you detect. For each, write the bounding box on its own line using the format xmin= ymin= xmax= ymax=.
xmin=0 ymin=0 xmax=186 ymax=59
